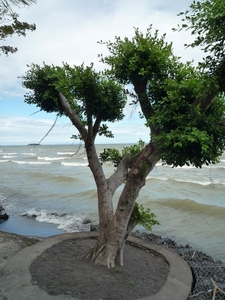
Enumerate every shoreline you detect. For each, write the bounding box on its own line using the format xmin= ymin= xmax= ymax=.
xmin=1 ymin=213 xmax=225 ymax=263
xmin=0 ymin=213 xmax=65 ymax=238
xmin=1 ymin=212 xmax=225 ymax=266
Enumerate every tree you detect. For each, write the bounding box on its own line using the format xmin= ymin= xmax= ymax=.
xmin=175 ymin=0 xmax=225 ymax=110
xmin=21 ymin=21 xmax=225 ymax=267
xmin=0 ymin=0 xmax=36 ymax=55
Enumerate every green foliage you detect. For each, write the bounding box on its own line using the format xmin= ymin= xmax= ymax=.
xmin=0 ymin=0 xmax=36 ymax=55
xmin=100 ymin=25 xmax=175 ymax=86
xmin=176 ymin=0 xmax=225 ymax=58
xmin=121 ymin=139 xmax=145 ymax=157
xmin=62 ymin=63 xmax=126 ymax=122
xmin=21 ymin=62 xmax=127 ymax=139
xmin=22 ymin=23 xmax=225 ymax=168
xmin=101 ymin=26 xmax=225 ymax=168
xmin=100 ymin=148 xmax=122 ymax=167
xmin=99 ymin=139 xmax=146 ymax=167
xmin=98 ymin=124 xmax=114 ymax=138
xmin=21 ymin=63 xmax=74 ymax=115
xmin=147 ymin=66 xmax=225 ymax=167
xmin=131 ymin=203 xmax=160 ymax=231
xmin=113 ymin=267 xmax=122 ymax=273
xmin=175 ymin=0 xmax=225 ymax=89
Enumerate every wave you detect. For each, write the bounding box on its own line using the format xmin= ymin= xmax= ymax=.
xmin=38 ymin=156 xmax=69 ymax=161
xmin=155 ymin=161 xmax=225 ymax=170
xmin=57 ymin=152 xmax=75 ymax=155
xmin=2 ymin=155 xmax=16 ymax=159
xmin=22 ymin=209 xmax=92 ymax=232
xmin=217 ymin=166 xmax=225 ymax=170
xmin=146 ymin=176 xmax=225 ymax=187
xmin=0 ymin=159 xmax=10 ymax=163
xmin=61 ymin=162 xmax=88 ymax=167
xmin=156 ymin=199 xmax=225 ymax=218
xmin=21 ymin=153 xmax=36 ymax=156
xmin=28 ymin=172 xmax=78 ymax=183
xmin=11 ymin=160 xmax=51 ymax=165
xmin=155 ymin=161 xmax=197 ymax=169
xmin=0 ymin=152 xmax=17 ymax=155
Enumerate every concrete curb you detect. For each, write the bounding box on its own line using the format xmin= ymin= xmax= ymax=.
xmin=127 ymin=236 xmax=193 ymax=300
xmin=0 ymin=232 xmax=192 ymax=300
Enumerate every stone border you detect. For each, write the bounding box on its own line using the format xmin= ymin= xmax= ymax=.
xmin=0 ymin=232 xmax=192 ymax=300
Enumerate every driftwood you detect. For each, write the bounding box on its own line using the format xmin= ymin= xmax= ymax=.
xmin=189 ymin=278 xmax=225 ymax=299
xmin=211 ymin=277 xmax=225 ymax=300
xmin=189 ymin=289 xmax=213 ymax=298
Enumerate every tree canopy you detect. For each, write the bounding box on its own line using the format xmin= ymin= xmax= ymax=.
xmin=0 ymin=0 xmax=36 ymax=55
xmin=176 ymin=0 xmax=225 ymax=92
xmin=22 ymin=62 xmax=127 ymax=140
xmin=21 ymin=1 xmax=225 ymax=267
xmin=22 ymin=25 xmax=225 ymax=168
xmin=101 ymin=26 xmax=225 ymax=168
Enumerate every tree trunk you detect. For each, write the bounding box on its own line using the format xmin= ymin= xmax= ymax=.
xmin=83 ymin=142 xmax=160 ymax=268
xmin=58 ymin=91 xmax=160 ymax=268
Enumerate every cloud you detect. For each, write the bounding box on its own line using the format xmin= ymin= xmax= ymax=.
xmin=0 ymin=113 xmax=149 ymax=145
xmin=0 ymin=0 xmax=202 ymax=145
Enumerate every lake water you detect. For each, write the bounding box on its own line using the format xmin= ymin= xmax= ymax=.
xmin=0 ymin=144 xmax=224 ymax=262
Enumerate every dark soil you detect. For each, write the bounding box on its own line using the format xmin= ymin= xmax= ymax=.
xmin=30 ymin=237 xmax=169 ymax=300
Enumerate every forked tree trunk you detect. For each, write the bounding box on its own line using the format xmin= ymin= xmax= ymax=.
xmin=83 ymin=142 xmax=160 ymax=268
xmin=82 ymin=215 xmax=137 ymax=268
xmin=57 ymin=92 xmax=160 ymax=268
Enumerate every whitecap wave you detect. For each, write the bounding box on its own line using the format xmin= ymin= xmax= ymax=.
xmin=57 ymin=152 xmax=75 ymax=155
xmin=38 ymin=156 xmax=68 ymax=161
xmin=0 ymin=159 xmax=10 ymax=163
xmin=12 ymin=160 xmax=51 ymax=165
xmin=1 ymin=152 xmax=17 ymax=155
xmin=146 ymin=176 xmax=224 ymax=186
xmin=22 ymin=209 xmax=92 ymax=232
xmin=2 ymin=155 xmax=16 ymax=159
xmin=61 ymin=162 xmax=88 ymax=167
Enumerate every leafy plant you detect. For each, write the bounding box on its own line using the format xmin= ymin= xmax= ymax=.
xmin=131 ymin=203 xmax=160 ymax=231
xmin=100 ymin=139 xmax=146 ymax=167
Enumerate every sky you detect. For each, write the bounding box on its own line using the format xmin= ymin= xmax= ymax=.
xmin=0 ymin=0 xmax=204 ymax=146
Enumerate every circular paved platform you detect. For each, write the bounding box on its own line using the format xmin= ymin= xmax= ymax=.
xmin=0 ymin=232 xmax=192 ymax=300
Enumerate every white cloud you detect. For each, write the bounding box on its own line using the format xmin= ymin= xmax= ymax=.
xmin=0 ymin=111 xmax=150 ymax=145
xmin=0 ymin=0 xmax=203 ymax=145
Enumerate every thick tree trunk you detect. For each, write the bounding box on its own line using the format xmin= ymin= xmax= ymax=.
xmin=83 ymin=142 xmax=160 ymax=268
xmin=83 ymin=215 xmax=134 ymax=268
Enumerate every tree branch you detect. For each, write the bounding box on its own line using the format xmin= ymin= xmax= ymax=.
xmin=57 ymin=92 xmax=88 ymax=140
xmin=107 ymin=155 xmax=135 ymax=195
xmin=115 ymin=142 xmax=160 ymax=218
xmin=133 ymin=80 xmax=155 ymax=133
xmin=193 ymin=55 xmax=225 ymax=113
xmin=193 ymin=90 xmax=218 ymax=113
xmin=133 ymin=79 xmax=153 ymax=118
xmin=93 ymin=116 xmax=102 ymax=140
